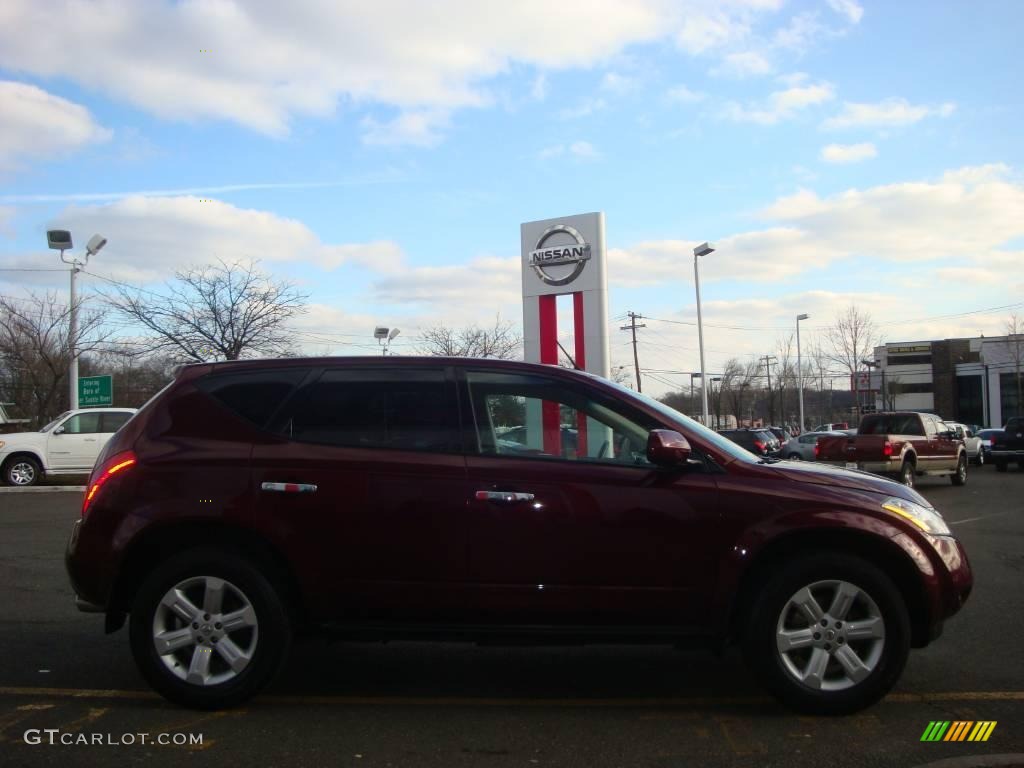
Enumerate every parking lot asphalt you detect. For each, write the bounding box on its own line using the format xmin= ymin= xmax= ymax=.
xmin=0 ymin=468 xmax=1021 ymax=767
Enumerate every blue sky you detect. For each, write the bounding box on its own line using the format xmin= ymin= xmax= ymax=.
xmin=1 ymin=0 xmax=1022 ymax=392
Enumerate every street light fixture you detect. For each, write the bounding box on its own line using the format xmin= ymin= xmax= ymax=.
xmin=693 ymin=242 xmax=715 ymax=424
xmin=796 ymin=313 xmax=809 ymax=433
xmin=47 ymin=230 xmax=106 ymax=410
xmin=375 ymin=326 xmax=400 ymax=356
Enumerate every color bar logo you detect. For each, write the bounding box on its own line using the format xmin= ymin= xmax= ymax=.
xmin=921 ymin=721 xmax=997 ymax=742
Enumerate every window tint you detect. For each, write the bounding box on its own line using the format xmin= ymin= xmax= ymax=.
xmin=280 ymin=368 xmax=455 ymax=452
xmin=101 ymin=412 xmax=132 ymax=433
xmin=466 ymin=370 xmax=655 ymax=467
xmin=61 ymin=412 xmax=101 ymax=434
xmin=860 ymin=414 xmax=925 ymax=436
xmin=197 ymin=369 xmax=309 ymax=428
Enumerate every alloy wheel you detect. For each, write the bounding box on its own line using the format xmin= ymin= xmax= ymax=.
xmin=152 ymin=576 xmax=259 ymax=687
xmin=775 ymin=579 xmax=886 ymax=692
xmin=8 ymin=461 xmax=36 ymax=485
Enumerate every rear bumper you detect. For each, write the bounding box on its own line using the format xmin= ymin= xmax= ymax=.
xmin=990 ymin=449 xmax=1024 ymax=460
xmin=821 ymin=458 xmax=902 ymax=475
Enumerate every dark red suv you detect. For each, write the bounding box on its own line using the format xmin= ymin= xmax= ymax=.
xmin=66 ymin=357 xmax=972 ymax=713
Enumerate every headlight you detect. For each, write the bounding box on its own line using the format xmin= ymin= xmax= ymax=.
xmin=0 ymin=440 xmax=5 ymax=450
xmin=882 ymin=496 xmax=951 ymax=536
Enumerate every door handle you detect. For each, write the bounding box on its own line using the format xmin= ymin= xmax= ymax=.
xmin=261 ymin=482 xmax=318 ymax=494
xmin=475 ymin=490 xmax=535 ymax=503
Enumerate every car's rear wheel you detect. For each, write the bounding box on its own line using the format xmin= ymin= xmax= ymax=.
xmin=951 ymin=454 xmax=968 ymax=486
xmin=788 ymin=453 xmax=802 ymax=461
xmin=974 ymin=450 xmax=984 ymax=466
xmin=744 ymin=553 xmax=910 ymax=715
xmin=899 ymin=460 xmax=915 ymax=488
xmin=2 ymin=455 xmax=41 ymax=486
xmin=129 ymin=548 xmax=291 ymax=709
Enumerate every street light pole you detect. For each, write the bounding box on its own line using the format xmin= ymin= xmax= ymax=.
xmin=797 ymin=313 xmax=809 ymax=433
xmin=693 ymin=242 xmax=715 ymax=424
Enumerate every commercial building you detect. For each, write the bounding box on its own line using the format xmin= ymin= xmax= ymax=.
xmin=866 ymin=336 xmax=1022 ymax=428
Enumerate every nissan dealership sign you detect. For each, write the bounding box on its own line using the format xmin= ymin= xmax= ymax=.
xmin=528 ymin=223 xmax=592 ymax=286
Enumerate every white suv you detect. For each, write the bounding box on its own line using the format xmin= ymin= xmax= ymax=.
xmin=0 ymin=408 xmax=137 ymax=486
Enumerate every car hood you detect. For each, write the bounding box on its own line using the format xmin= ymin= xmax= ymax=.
xmin=763 ymin=459 xmax=927 ymax=504
xmin=0 ymin=430 xmax=44 ymax=448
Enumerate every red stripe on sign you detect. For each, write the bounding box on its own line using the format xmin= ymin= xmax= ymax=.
xmin=285 ymin=483 xmax=299 ymax=493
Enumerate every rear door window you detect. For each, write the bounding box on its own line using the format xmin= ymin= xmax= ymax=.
xmin=197 ymin=368 xmax=310 ymax=429
xmin=277 ymin=368 xmax=458 ymax=453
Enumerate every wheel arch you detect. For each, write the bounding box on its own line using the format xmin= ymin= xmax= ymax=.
xmin=1 ymin=450 xmax=46 ymax=478
xmin=109 ymin=521 xmax=306 ymax=630
xmin=726 ymin=528 xmax=932 ymax=648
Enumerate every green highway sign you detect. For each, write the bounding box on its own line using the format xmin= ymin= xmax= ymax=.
xmin=79 ymin=375 xmax=112 ymax=407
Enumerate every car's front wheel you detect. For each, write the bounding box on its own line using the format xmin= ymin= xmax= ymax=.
xmin=2 ymin=455 xmax=41 ymax=486
xmin=129 ymin=548 xmax=291 ymax=709
xmin=744 ymin=553 xmax=910 ymax=715
xmin=788 ymin=453 xmax=802 ymax=461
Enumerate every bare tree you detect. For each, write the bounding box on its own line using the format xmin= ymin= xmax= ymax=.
xmin=0 ymin=292 xmax=109 ymax=426
xmin=104 ymin=260 xmax=308 ymax=362
xmin=416 ymin=315 xmax=522 ymax=359
xmin=826 ymin=305 xmax=879 ymax=421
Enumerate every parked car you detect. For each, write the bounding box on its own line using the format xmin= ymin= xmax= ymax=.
xmin=66 ymin=357 xmax=972 ymax=714
xmin=976 ymin=429 xmax=1003 ymax=463
xmin=718 ymin=428 xmax=781 ymax=457
xmin=782 ymin=430 xmax=845 ymax=461
xmin=991 ymin=417 xmax=1024 ymax=471
xmin=766 ymin=426 xmax=793 ymax=447
xmin=0 ymin=408 xmax=137 ymax=486
xmin=812 ymin=422 xmax=849 ymax=432
xmin=947 ymin=423 xmax=984 ymax=466
xmin=816 ymin=412 xmax=968 ymax=488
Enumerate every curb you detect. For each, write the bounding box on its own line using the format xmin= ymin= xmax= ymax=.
xmin=0 ymin=486 xmax=86 ymax=493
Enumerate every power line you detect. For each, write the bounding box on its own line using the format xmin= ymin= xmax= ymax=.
xmin=619 ymin=311 xmax=646 ymax=393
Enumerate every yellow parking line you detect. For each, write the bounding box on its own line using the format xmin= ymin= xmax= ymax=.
xmin=0 ymin=686 xmax=1022 ymax=708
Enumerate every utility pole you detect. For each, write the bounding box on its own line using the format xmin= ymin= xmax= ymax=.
xmin=762 ymin=355 xmax=778 ymax=425
xmin=620 ymin=312 xmax=646 ymax=392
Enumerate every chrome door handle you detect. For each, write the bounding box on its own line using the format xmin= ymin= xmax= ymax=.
xmin=475 ymin=491 xmax=535 ymax=503
xmin=261 ymin=482 xmax=318 ymax=494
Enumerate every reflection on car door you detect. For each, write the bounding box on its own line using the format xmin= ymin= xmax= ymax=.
xmin=462 ymin=368 xmax=720 ymax=628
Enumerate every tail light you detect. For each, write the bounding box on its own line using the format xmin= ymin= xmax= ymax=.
xmin=814 ymin=442 xmax=819 ymax=458
xmin=82 ymin=451 xmax=136 ymax=518
xmin=883 ymin=441 xmax=893 ymax=457
xmin=753 ymin=440 xmax=767 ymax=452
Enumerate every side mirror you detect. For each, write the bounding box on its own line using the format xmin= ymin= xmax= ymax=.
xmin=646 ymin=429 xmax=692 ymax=467
xmin=53 ymin=426 xmax=65 ymax=435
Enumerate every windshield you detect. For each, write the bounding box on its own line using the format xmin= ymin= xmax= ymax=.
xmin=597 ymin=377 xmax=760 ymax=463
xmin=40 ymin=412 xmax=71 ymax=433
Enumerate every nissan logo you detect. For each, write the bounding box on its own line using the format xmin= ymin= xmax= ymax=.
xmin=528 ymin=223 xmax=591 ymax=286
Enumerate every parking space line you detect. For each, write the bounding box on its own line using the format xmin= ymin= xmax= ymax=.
xmin=0 ymin=703 xmax=55 ymax=742
xmin=948 ymin=513 xmax=1008 ymax=525
xmin=0 ymin=686 xmax=1022 ymax=707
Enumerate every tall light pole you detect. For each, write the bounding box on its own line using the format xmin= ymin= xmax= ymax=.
xmin=375 ymin=326 xmax=401 ymax=356
xmin=796 ymin=313 xmax=809 ymax=433
xmin=47 ymin=230 xmax=106 ymax=411
xmin=711 ymin=376 xmax=722 ymax=429
xmin=693 ymin=242 xmax=715 ymax=423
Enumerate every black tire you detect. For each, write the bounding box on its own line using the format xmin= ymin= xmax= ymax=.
xmin=129 ymin=548 xmax=291 ymax=710
xmin=899 ymin=459 xmax=915 ymax=488
xmin=951 ymin=454 xmax=968 ymax=486
xmin=788 ymin=453 xmax=802 ymax=461
xmin=2 ymin=454 xmax=42 ymax=486
xmin=974 ymin=450 xmax=984 ymax=467
xmin=743 ymin=553 xmax=911 ymax=715
xmin=995 ymin=460 xmax=1007 ymax=472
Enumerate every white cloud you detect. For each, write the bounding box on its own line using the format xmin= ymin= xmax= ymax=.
xmin=530 ymin=73 xmax=548 ymax=101
xmin=820 ymin=142 xmax=877 ymax=164
xmin=0 ymin=0 xmax=782 ymax=139
xmin=537 ymin=141 xmax=600 ymax=161
xmin=361 ymin=110 xmax=450 ymax=147
xmin=569 ymin=141 xmax=600 ymax=160
xmin=0 ymin=80 xmax=111 ymax=170
xmin=665 ymin=84 xmax=706 ymax=104
xmin=714 ymin=50 xmax=773 ymax=78
xmin=371 ymin=255 xmax=521 ymax=315
xmin=826 ymin=0 xmax=864 ymax=24
xmin=0 ymin=207 xmax=13 ymax=237
xmin=760 ymin=165 xmax=1024 ymax=261
xmin=3 ymin=196 xmax=405 ymax=284
xmin=724 ymin=81 xmax=835 ymax=124
xmin=600 ymin=72 xmax=639 ymax=94
xmin=823 ymin=98 xmax=956 ymax=130
xmin=558 ymin=98 xmax=608 ymax=120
